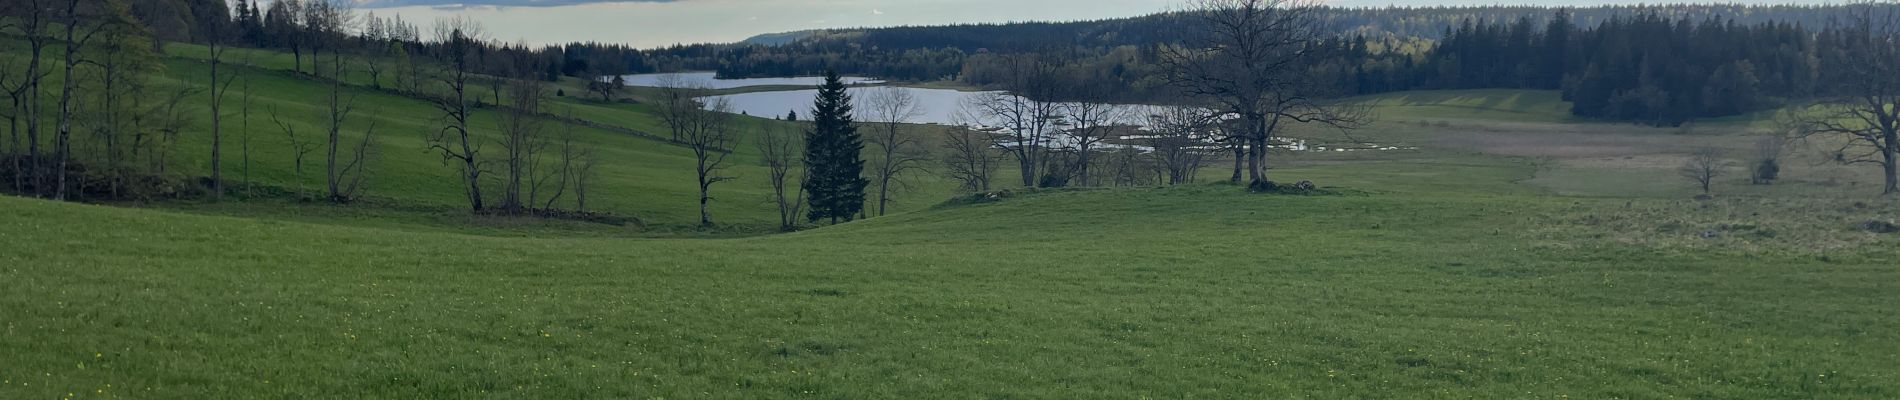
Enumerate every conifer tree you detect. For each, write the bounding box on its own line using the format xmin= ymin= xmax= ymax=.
xmin=802 ymin=71 xmax=867 ymax=224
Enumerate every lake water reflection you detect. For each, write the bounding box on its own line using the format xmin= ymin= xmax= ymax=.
xmin=700 ymin=87 xmax=1004 ymax=124
xmin=617 ymin=72 xmax=882 ymax=89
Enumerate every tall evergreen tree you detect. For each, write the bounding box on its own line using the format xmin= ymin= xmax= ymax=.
xmin=802 ymin=70 xmax=867 ymax=224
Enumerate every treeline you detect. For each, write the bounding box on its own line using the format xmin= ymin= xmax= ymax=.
xmin=1395 ymin=12 xmax=1826 ymax=125
xmin=119 ymin=0 xmax=665 ymax=90
xmin=686 ymin=4 xmax=1867 ymax=79
xmin=2 ymin=0 xmax=616 ymax=219
xmin=127 ymin=1 xmax=1883 ymax=126
xmin=660 ymin=3 xmax=1890 ymax=125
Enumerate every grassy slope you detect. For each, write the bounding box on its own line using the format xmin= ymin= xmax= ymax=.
xmin=3 ymin=155 xmax=1897 ymax=397
xmin=8 ymin=42 xmax=1900 ymax=398
xmin=12 ymin=42 xmax=962 ymax=233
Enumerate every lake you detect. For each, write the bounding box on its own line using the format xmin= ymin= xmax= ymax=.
xmin=617 ymin=72 xmax=883 ymax=89
xmin=700 ymin=86 xmax=1155 ymax=126
xmin=700 ymin=86 xmax=1413 ymax=153
xmin=700 ymin=87 xmax=1001 ymax=124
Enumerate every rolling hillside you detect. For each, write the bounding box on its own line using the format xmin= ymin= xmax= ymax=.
xmin=5 ymin=41 xmax=965 ymax=234
xmin=6 ymin=31 xmax=1900 ymax=398
xmin=3 ymin=153 xmax=1897 ymax=397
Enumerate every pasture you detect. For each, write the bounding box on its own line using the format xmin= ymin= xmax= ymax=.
xmin=4 ymin=40 xmax=1899 ymax=398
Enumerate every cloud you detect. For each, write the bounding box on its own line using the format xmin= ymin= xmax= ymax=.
xmin=871 ymin=9 xmax=884 ymax=15
xmin=361 ymin=0 xmax=676 ymax=8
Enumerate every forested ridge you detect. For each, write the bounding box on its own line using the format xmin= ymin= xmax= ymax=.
xmin=671 ymin=3 xmax=1893 ymax=125
xmin=92 ymin=2 xmax=1893 ymax=125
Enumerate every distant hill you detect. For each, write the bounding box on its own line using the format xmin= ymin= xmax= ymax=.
xmin=735 ymin=4 xmax=1862 ymax=51
xmin=740 ymin=30 xmax=822 ymax=46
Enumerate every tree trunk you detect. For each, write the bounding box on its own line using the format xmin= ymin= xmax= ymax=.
xmin=53 ymin=2 xmax=81 ymax=200
xmin=325 ymin=61 xmax=341 ymax=201
xmin=1075 ymin=147 xmax=1092 ymax=187
xmin=1230 ymin=143 xmax=1243 ymax=184
xmin=7 ymin=111 xmax=17 ymax=193
xmin=1884 ymin=130 xmax=1898 ymax=196
xmin=877 ymin=177 xmax=889 ymax=216
xmin=210 ymin=45 xmax=224 ymax=199
xmin=22 ymin=15 xmax=44 ymax=198
xmin=1244 ymin=118 xmax=1263 ymax=185
xmin=1019 ymin=149 xmax=1036 ymax=187
xmin=464 ymin=159 xmax=483 ymax=211
xmin=102 ymin=60 xmax=118 ymax=198
xmin=699 ymin=158 xmax=713 ymax=227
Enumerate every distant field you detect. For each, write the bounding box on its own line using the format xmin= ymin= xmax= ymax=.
xmin=1342 ymin=89 xmax=1578 ymax=123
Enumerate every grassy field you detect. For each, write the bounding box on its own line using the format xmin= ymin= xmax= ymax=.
xmin=4 ymin=157 xmax=1898 ymax=398
xmin=0 ymin=41 xmax=971 ymax=234
xmin=6 ymin=42 xmax=1900 ymax=398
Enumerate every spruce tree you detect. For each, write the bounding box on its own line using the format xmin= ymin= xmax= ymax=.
xmin=802 ymin=71 xmax=868 ymax=224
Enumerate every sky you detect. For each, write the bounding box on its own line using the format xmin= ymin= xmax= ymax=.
xmin=356 ymin=0 xmax=1828 ymax=48
xmin=360 ymin=0 xmax=1172 ymax=47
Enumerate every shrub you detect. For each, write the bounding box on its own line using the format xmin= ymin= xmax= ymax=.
xmin=1752 ymin=158 xmax=1779 ymax=184
xmin=1037 ymin=174 xmax=1069 ymax=188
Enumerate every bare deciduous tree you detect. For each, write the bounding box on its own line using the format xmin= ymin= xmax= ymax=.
xmin=655 ymin=78 xmax=739 ymax=226
xmin=83 ymin=13 xmax=154 ymax=199
xmin=301 ymin=0 xmax=354 ymax=74
xmin=1144 ymin=105 xmax=1220 ymax=185
xmin=572 ymin=146 xmax=598 ymax=213
xmin=942 ymin=112 xmax=1004 ymax=192
xmin=495 ymin=46 xmax=547 ymax=213
xmin=1680 ymin=147 xmax=1730 ymax=195
xmin=426 ymin=16 xmax=489 ymax=211
xmin=966 ymin=54 xmax=1064 ymax=187
xmin=7 ymin=0 xmax=51 ymax=196
xmin=295 ymin=0 xmax=369 ymax=202
xmin=757 ymin=121 xmax=805 ymax=231
xmin=141 ymin=87 xmax=199 ymax=180
xmin=1060 ymin=93 xmax=1130 ymax=187
xmin=685 ymin=98 xmax=738 ymax=227
xmin=269 ymin=106 xmax=316 ymax=197
xmin=1789 ymin=2 xmax=1900 ymax=195
xmin=861 ymin=87 xmax=927 ymax=216
xmin=654 ymin=75 xmax=697 ymax=142
xmin=1100 ymin=148 xmax=1155 ymax=187
xmin=587 ymin=71 xmax=623 ymax=102
xmin=320 ymin=51 xmax=362 ymax=201
xmin=198 ymin=4 xmax=230 ymax=196
xmin=1162 ymin=0 xmax=1366 ymax=189
xmin=50 ymin=0 xmax=120 ymax=199
xmin=536 ymin=111 xmax=580 ymax=210
xmin=240 ymin=54 xmax=257 ymax=196
xmin=0 ymin=50 xmax=24 ymax=194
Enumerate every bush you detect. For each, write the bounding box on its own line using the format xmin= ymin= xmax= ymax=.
xmin=1752 ymin=159 xmax=1779 ymax=184
xmin=934 ymin=189 xmax=1016 ymax=208
xmin=1247 ymin=179 xmax=1334 ymax=195
xmin=1037 ymin=174 xmax=1069 ymax=188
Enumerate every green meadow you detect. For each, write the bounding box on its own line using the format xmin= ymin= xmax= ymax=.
xmin=4 ymin=41 xmax=1899 ymax=398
